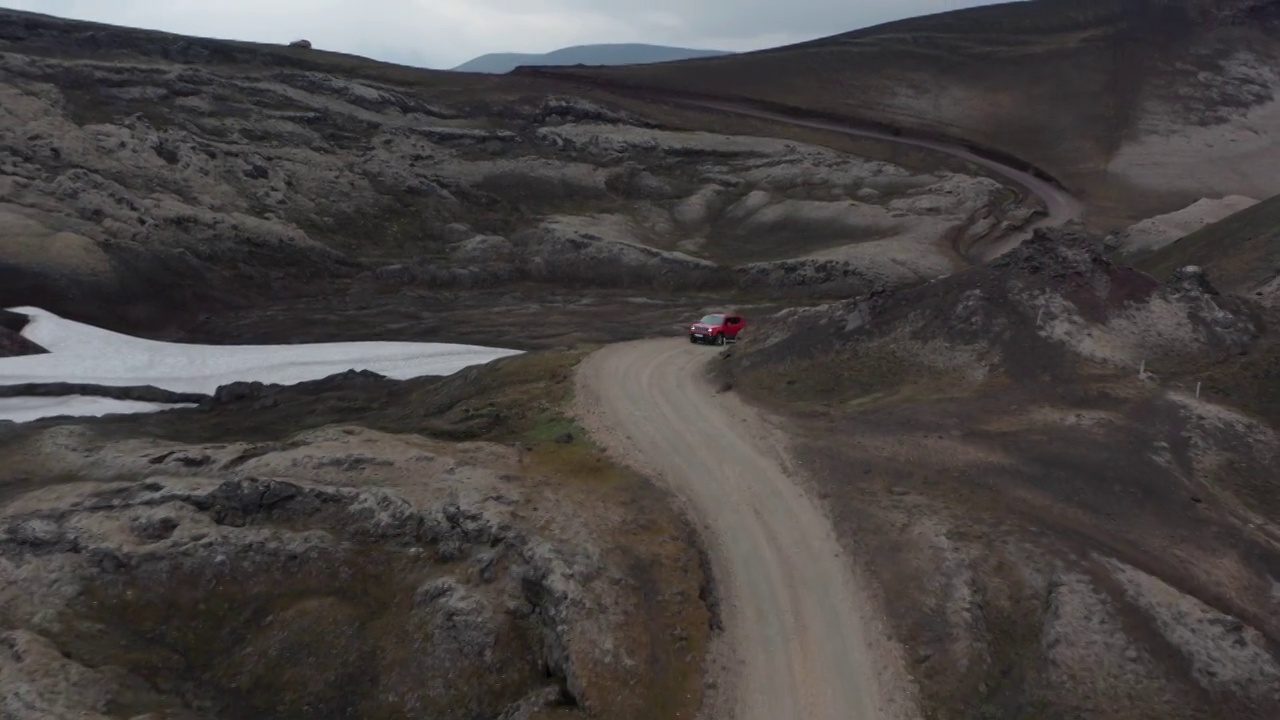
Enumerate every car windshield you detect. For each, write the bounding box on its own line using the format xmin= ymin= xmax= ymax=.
xmin=699 ymin=314 xmax=725 ymax=325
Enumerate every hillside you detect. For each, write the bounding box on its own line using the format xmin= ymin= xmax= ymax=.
xmin=0 ymin=8 xmax=1035 ymax=339
xmin=1136 ymin=194 xmax=1280 ymax=422
xmin=452 ymin=43 xmax=731 ymax=74
xmin=1106 ymin=194 xmax=1260 ymax=258
xmin=717 ymin=227 xmax=1280 ymax=719
xmin=1140 ymin=192 xmax=1280 ymax=301
xmin=0 ymin=350 xmax=714 ymax=720
xmin=521 ymin=0 xmax=1280 ymax=228
xmin=0 ymin=9 xmax=1038 ymax=718
xmin=2 ymin=5 xmax=1279 ymax=720
xmin=0 ymin=10 xmax=743 ymax=719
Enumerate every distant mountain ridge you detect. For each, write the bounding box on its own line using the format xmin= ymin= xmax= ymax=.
xmin=451 ymin=43 xmax=731 ymax=74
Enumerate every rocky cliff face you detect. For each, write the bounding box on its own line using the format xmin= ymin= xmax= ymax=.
xmin=0 ymin=9 xmax=1030 ymax=336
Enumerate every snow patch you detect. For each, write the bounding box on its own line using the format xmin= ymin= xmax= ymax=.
xmin=0 ymin=395 xmax=198 ymax=423
xmin=0 ymin=307 xmax=521 ymax=423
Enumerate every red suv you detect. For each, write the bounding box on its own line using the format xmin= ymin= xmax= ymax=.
xmin=689 ymin=312 xmax=746 ymax=345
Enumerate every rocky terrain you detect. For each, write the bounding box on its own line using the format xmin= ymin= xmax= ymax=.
xmin=0 ymin=15 xmax=1022 ymax=715
xmin=2 ymin=5 xmax=1278 ymax=720
xmin=0 ymin=351 xmax=713 ymax=720
xmin=731 ymin=228 xmax=1263 ymax=385
xmin=1135 ymin=192 xmax=1280 ymax=426
xmin=717 ymin=228 xmax=1280 ymax=719
xmin=525 ymin=0 xmax=1280 ymax=229
xmin=0 ymin=8 xmax=1034 ymax=340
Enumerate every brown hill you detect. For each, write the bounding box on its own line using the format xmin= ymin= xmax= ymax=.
xmin=520 ymin=0 xmax=1280 ymax=229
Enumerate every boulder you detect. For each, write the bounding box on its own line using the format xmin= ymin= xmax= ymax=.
xmin=1171 ymin=265 xmax=1219 ymax=296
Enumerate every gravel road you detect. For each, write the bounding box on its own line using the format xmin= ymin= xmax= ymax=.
xmin=575 ymin=337 xmax=898 ymax=720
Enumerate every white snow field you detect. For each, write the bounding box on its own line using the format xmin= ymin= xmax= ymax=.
xmin=0 ymin=306 xmax=523 ymax=423
xmin=0 ymin=395 xmax=201 ymax=424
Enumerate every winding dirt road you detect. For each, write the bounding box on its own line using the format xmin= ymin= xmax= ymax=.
xmin=575 ymin=338 xmax=896 ymax=720
xmin=566 ymin=86 xmax=1088 ymax=720
xmin=516 ymin=69 xmax=1085 ymax=259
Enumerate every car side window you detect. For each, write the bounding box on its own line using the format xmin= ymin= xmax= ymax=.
xmin=727 ymin=317 xmax=741 ymax=324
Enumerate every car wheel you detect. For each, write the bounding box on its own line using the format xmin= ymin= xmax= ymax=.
xmin=690 ymin=335 xmax=697 ymax=344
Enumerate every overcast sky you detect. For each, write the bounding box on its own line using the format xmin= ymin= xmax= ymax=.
xmin=1 ymin=0 xmax=1004 ymax=69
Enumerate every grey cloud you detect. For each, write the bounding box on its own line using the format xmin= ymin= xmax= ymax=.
xmin=476 ymin=0 xmax=993 ymax=44
xmin=0 ymin=0 xmax=1003 ymax=69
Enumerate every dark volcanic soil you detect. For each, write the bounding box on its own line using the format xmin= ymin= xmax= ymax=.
xmin=715 ymin=228 xmax=1280 ymax=720
xmin=173 ymin=285 xmax=800 ymax=351
xmin=786 ymin=382 xmax=1280 ymax=720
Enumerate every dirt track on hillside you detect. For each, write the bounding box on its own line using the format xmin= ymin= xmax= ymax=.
xmin=674 ymin=99 xmax=1084 ymax=261
xmin=575 ymin=338 xmax=906 ymax=720
xmin=517 ymin=69 xmax=1086 ymax=259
